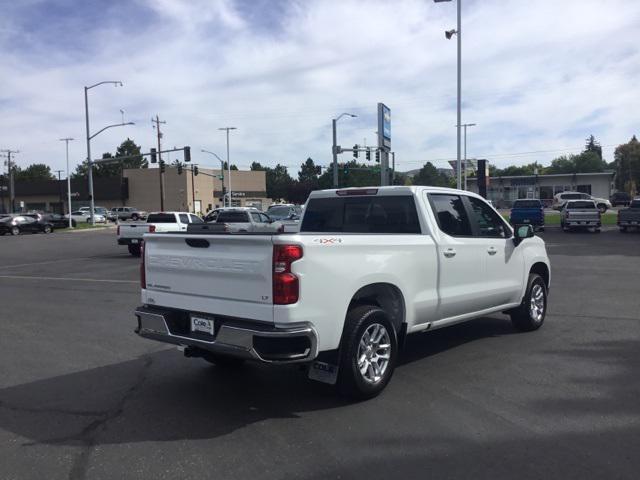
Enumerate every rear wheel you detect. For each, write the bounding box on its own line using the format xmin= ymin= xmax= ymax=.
xmin=43 ymin=225 xmax=52 ymax=234
xmin=337 ymin=305 xmax=398 ymax=400
xmin=10 ymin=226 xmax=20 ymax=236
xmin=510 ymin=273 xmax=547 ymax=332
xmin=128 ymin=244 xmax=141 ymax=257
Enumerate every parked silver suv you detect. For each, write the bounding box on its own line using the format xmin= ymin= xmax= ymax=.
xmin=552 ymin=191 xmax=611 ymax=213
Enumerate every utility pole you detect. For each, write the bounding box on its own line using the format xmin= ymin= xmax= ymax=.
xmin=152 ymin=115 xmax=167 ymax=211
xmin=191 ymin=164 xmax=197 ymax=213
xmin=59 ymin=138 xmax=74 ymax=227
xmin=1 ymin=149 xmax=19 ymax=212
xmin=457 ymin=0 xmax=462 ymax=190
xmin=331 ymin=113 xmax=357 ymax=188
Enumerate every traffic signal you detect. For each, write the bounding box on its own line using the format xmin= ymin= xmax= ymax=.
xmin=177 ymin=164 xmax=183 ymax=175
xmin=315 ymin=165 xmax=322 ymax=175
xmin=159 ymin=160 xmax=165 ymax=173
xmin=343 ymin=164 xmax=349 ymax=174
xmin=366 ymin=148 xmax=371 ymax=161
xmin=375 ymin=149 xmax=380 ymax=163
xmin=184 ymin=146 xmax=191 ymax=162
xmin=150 ymin=148 xmax=157 ymax=163
xmin=353 ymin=144 xmax=359 ymax=159
xmin=193 ymin=165 xmax=199 ymax=176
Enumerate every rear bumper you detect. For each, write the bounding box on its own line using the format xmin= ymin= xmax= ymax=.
xmin=565 ymin=220 xmax=601 ymax=227
xmin=134 ymin=305 xmax=318 ymax=364
xmin=118 ymin=238 xmax=142 ymax=245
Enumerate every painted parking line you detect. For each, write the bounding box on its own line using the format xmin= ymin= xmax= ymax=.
xmin=0 ymin=274 xmax=138 ymax=284
xmin=0 ymin=257 xmax=93 ymax=269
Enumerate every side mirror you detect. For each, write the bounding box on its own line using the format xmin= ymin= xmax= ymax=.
xmin=513 ymin=224 xmax=534 ymax=246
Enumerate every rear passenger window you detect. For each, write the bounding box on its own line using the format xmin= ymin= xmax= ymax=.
xmin=468 ymin=197 xmax=509 ymax=238
xmin=179 ymin=214 xmax=189 ymax=223
xmin=300 ymin=196 xmax=421 ymax=233
xmin=428 ymin=194 xmax=472 ymax=237
xmin=250 ymin=212 xmax=261 ymax=222
xmin=189 ymin=215 xmax=203 ymax=224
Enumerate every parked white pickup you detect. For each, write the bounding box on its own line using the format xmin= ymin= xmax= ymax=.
xmin=134 ymin=186 xmax=551 ymax=399
xmin=117 ymin=212 xmax=203 ymax=256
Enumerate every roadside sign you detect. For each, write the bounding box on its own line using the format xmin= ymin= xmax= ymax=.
xmin=377 ymin=103 xmax=391 ymax=150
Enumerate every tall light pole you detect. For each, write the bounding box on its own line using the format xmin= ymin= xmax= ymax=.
xmin=59 ymin=138 xmax=74 ymax=227
xmin=84 ymin=80 xmax=129 ymax=224
xmin=218 ymin=127 xmax=236 ymax=205
xmin=201 ymin=149 xmax=226 ymax=207
xmin=332 ymin=113 xmax=357 ymax=188
xmin=435 ymin=0 xmax=462 ymax=189
xmin=459 ymin=123 xmax=476 ymax=190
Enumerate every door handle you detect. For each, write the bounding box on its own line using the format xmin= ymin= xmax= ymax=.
xmin=487 ymin=247 xmax=497 ymax=255
xmin=443 ymin=248 xmax=456 ymax=258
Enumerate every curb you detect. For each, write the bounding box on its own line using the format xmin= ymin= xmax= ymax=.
xmin=58 ymin=225 xmax=116 ymax=234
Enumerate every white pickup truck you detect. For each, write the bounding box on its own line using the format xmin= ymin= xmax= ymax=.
xmin=117 ymin=212 xmax=203 ymax=256
xmin=135 ymin=187 xmax=550 ymax=399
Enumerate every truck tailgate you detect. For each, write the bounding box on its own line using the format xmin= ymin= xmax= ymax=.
xmin=142 ymin=233 xmax=275 ymax=323
xmin=119 ymin=224 xmax=150 ymax=238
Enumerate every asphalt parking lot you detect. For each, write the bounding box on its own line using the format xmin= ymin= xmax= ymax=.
xmin=1 ymin=228 xmax=639 ymax=480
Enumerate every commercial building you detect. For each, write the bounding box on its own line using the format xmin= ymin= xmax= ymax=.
xmin=466 ymin=171 xmax=615 ymax=208
xmin=1 ymin=167 xmax=270 ymax=214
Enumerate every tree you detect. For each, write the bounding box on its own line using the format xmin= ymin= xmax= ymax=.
xmin=72 ymin=138 xmax=146 ymax=178
xmin=265 ymin=164 xmax=294 ymax=200
xmin=250 ymin=161 xmax=264 ymax=171
xmin=412 ymin=162 xmax=450 ymax=187
xmin=298 ymin=158 xmax=320 ymax=184
xmin=585 ymin=134 xmax=602 ymax=160
xmin=223 ymin=162 xmax=238 ymax=170
xmin=13 ymin=163 xmax=55 ymax=181
xmin=612 ymin=136 xmax=640 ymax=193
xmin=546 ymin=151 xmax=606 ymax=174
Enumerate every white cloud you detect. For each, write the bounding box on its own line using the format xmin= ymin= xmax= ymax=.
xmin=1 ymin=0 xmax=639 ymax=176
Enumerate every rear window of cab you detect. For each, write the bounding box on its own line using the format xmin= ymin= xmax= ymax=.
xmin=300 ymin=196 xmax=421 ymax=233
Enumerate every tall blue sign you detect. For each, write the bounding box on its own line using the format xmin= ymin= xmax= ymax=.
xmin=377 ymin=103 xmax=391 ymax=150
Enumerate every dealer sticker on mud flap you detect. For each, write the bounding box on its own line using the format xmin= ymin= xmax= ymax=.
xmin=308 ymin=361 xmax=338 ymax=385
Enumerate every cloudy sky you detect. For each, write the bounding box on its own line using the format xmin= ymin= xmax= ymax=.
xmin=1 ymin=0 xmax=639 ymax=176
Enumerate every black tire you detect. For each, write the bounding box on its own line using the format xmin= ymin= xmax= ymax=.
xmin=594 ymin=227 xmax=601 ymax=233
xmin=128 ymin=244 xmax=141 ymax=257
xmin=597 ymin=204 xmax=607 ymax=214
xmin=10 ymin=226 xmax=20 ymax=236
xmin=131 ymin=214 xmax=139 ymax=221
xmin=203 ymin=353 xmax=246 ymax=367
xmin=71 ymin=219 xmax=77 ymax=228
xmin=620 ymin=226 xmax=627 ymax=233
xmin=43 ymin=225 xmax=52 ymax=234
xmin=561 ymin=220 xmax=569 ymax=232
xmin=510 ymin=273 xmax=547 ymax=332
xmin=337 ymin=305 xmax=398 ymax=400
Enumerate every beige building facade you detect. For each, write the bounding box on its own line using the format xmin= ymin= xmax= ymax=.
xmin=124 ymin=167 xmax=270 ymax=215
xmin=4 ymin=168 xmax=269 ymax=215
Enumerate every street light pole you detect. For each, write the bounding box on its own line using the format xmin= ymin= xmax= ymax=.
xmin=435 ymin=0 xmax=462 ymax=189
xmin=84 ymin=81 xmax=125 ymax=224
xmin=331 ymin=113 xmax=357 ymax=188
xmin=218 ymin=127 xmax=236 ymax=205
xmin=60 ymin=138 xmax=74 ymax=227
xmin=201 ymin=150 xmax=226 ymax=207
xmin=456 ymin=0 xmax=462 ymax=190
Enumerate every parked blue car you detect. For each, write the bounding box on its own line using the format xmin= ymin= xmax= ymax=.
xmin=510 ymin=199 xmax=545 ymax=231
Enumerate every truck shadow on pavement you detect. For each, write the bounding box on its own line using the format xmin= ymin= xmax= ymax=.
xmin=0 ymin=317 xmax=522 ymax=447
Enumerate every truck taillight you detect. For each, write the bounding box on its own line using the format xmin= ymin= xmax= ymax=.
xmin=140 ymin=241 xmax=146 ymax=289
xmin=149 ymin=225 xmax=156 ymax=233
xmin=273 ymin=244 xmax=303 ymax=305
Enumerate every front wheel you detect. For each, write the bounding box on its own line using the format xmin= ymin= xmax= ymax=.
xmin=337 ymin=305 xmax=398 ymax=400
xmin=43 ymin=225 xmax=52 ymax=234
xmin=131 ymin=214 xmax=139 ymax=221
xmin=128 ymin=244 xmax=141 ymax=257
xmin=597 ymin=204 xmax=607 ymax=214
xmin=510 ymin=273 xmax=547 ymax=332
xmin=10 ymin=226 xmax=20 ymax=236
